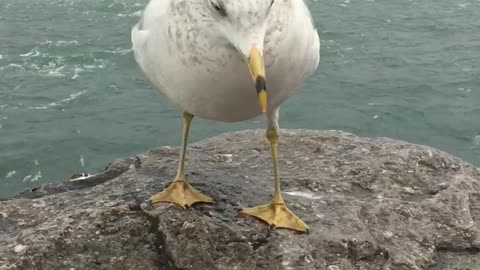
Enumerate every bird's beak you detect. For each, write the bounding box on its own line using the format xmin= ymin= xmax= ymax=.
xmin=247 ymin=46 xmax=267 ymax=113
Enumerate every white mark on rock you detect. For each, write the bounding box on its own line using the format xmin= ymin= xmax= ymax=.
xmin=32 ymin=199 xmax=47 ymax=208
xmin=284 ymin=191 xmax=321 ymax=200
xmin=182 ymin=221 xmax=195 ymax=229
xmin=304 ymin=254 xmax=314 ymax=264
xmin=383 ymin=231 xmax=394 ymax=240
xmin=218 ymin=154 xmax=233 ymax=162
xmin=70 ymin=173 xmax=93 ymax=181
xmin=14 ymin=244 xmax=28 ymax=255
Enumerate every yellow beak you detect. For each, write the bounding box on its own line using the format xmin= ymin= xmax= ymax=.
xmin=247 ymin=46 xmax=267 ymax=113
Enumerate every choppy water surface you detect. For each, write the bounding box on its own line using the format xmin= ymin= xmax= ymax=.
xmin=1 ymin=0 xmax=479 ymax=198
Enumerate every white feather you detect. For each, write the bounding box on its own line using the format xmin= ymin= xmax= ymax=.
xmin=131 ymin=0 xmax=320 ymax=122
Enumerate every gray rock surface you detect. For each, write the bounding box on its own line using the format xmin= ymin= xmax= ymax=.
xmin=1 ymin=129 xmax=480 ymax=270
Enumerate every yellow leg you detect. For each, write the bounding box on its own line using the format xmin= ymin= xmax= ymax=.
xmin=241 ymin=127 xmax=309 ymax=232
xmin=150 ymin=112 xmax=213 ymax=208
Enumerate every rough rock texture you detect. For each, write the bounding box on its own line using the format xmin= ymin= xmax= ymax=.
xmin=1 ymin=129 xmax=480 ymax=270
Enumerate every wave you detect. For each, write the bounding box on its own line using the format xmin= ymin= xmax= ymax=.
xmin=5 ymin=171 xmax=16 ymax=178
xmin=39 ymin=65 xmax=66 ymax=78
xmin=1 ymin=55 xmax=110 ymax=79
xmin=28 ymin=90 xmax=87 ymax=110
xmin=0 ymin=63 xmax=25 ymax=71
xmin=22 ymin=171 xmax=42 ymax=183
xmin=0 ymin=42 xmax=134 ymax=81
xmin=117 ymin=10 xmax=143 ymax=17
xmin=98 ymin=48 xmax=132 ymax=56
xmin=35 ymin=40 xmax=79 ymax=47
xmin=55 ymin=40 xmax=79 ymax=47
xmin=20 ymin=47 xmax=41 ymax=57
xmin=71 ymin=67 xmax=83 ymax=80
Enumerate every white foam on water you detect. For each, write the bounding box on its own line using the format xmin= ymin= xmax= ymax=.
xmin=0 ymin=63 xmax=25 ymax=71
xmin=117 ymin=10 xmax=143 ymax=17
xmin=44 ymin=70 xmax=65 ymax=78
xmin=54 ymin=90 xmax=87 ymax=105
xmin=84 ymin=58 xmax=108 ymax=70
xmin=36 ymin=40 xmax=52 ymax=46
xmin=31 ymin=171 xmax=42 ymax=182
xmin=39 ymin=65 xmax=66 ymax=78
xmin=5 ymin=171 xmax=16 ymax=178
xmin=104 ymin=48 xmax=132 ymax=55
xmin=458 ymin=88 xmax=472 ymax=93
xmin=55 ymin=40 xmax=79 ymax=47
xmin=29 ymin=105 xmax=49 ymax=110
xmin=20 ymin=47 xmax=41 ymax=57
xmin=80 ymin=155 xmax=85 ymax=167
xmin=28 ymin=90 xmax=88 ymax=110
xmin=22 ymin=175 xmax=32 ymax=182
xmin=0 ymin=55 xmax=3 ymax=60
xmin=71 ymin=66 xmax=85 ymax=80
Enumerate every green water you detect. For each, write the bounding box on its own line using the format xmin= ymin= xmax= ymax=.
xmin=1 ymin=0 xmax=479 ymax=198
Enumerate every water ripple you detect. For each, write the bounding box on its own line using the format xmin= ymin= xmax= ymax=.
xmin=28 ymin=90 xmax=88 ymax=110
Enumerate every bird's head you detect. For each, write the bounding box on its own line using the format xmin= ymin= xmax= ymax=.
xmin=204 ymin=0 xmax=275 ymax=113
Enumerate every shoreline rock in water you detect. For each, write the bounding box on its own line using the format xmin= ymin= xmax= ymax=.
xmin=1 ymin=129 xmax=480 ymax=270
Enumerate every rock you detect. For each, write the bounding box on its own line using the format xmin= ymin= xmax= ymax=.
xmin=1 ymin=129 xmax=480 ymax=270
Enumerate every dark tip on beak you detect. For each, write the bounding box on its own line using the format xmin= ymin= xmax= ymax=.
xmin=255 ymin=76 xmax=267 ymax=94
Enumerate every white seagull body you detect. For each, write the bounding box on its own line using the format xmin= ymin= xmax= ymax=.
xmin=131 ymin=0 xmax=320 ymax=232
xmin=132 ymin=0 xmax=319 ymax=122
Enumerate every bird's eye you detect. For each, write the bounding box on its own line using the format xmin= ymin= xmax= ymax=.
xmin=211 ymin=1 xmax=227 ymax=17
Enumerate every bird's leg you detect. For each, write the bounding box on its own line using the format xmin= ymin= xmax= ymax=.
xmin=241 ymin=121 xmax=308 ymax=232
xmin=150 ymin=112 xmax=213 ymax=208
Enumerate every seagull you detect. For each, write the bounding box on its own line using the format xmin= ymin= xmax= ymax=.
xmin=131 ymin=0 xmax=320 ymax=232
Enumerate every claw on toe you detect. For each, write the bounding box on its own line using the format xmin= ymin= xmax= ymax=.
xmin=150 ymin=181 xmax=213 ymax=208
xmin=241 ymin=202 xmax=309 ymax=233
